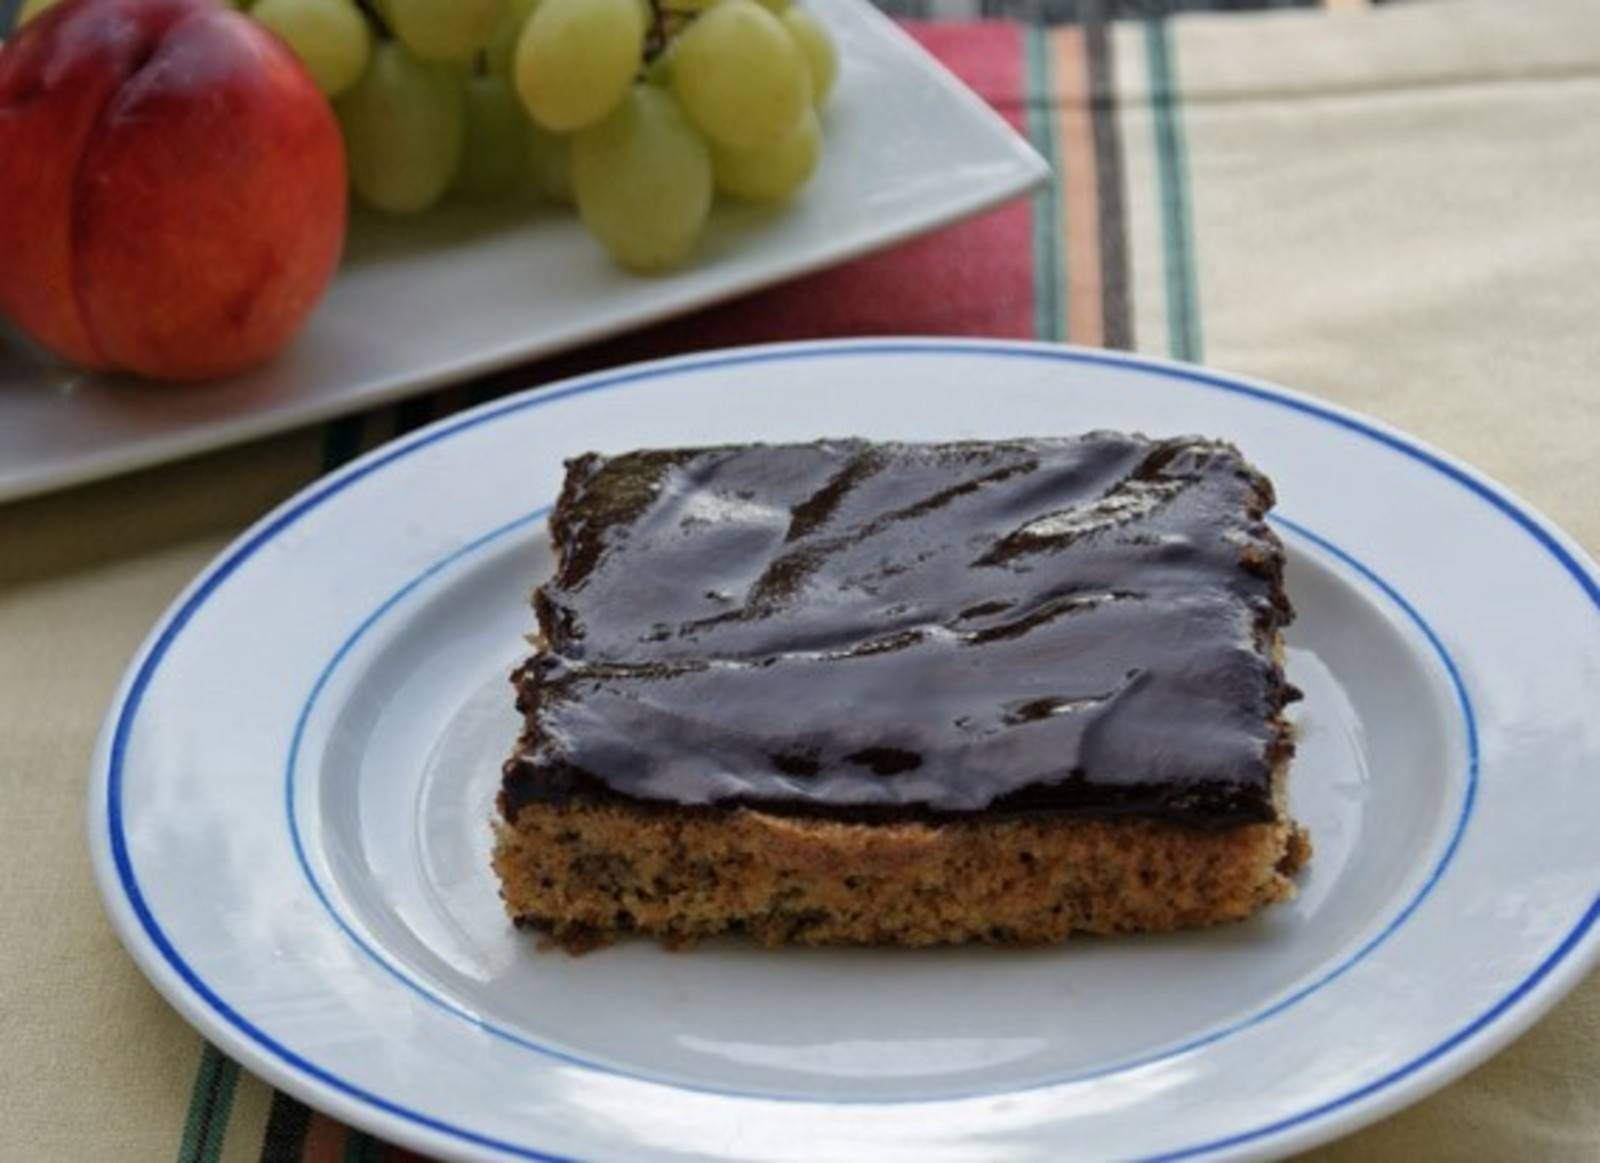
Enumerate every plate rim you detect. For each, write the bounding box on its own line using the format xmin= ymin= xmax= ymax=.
xmin=87 ymin=338 xmax=1600 ymax=1162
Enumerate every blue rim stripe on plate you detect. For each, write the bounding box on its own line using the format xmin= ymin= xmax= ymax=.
xmin=279 ymin=505 xmax=1477 ymax=1111
xmin=106 ymin=341 xmax=1600 ymax=1161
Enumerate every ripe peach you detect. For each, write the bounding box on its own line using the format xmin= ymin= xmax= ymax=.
xmin=0 ymin=0 xmax=346 ymax=381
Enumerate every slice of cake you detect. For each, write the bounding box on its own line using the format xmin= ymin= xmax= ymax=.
xmin=493 ymin=434 xmax=1308 ymax=951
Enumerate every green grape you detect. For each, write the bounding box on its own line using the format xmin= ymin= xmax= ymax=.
xmin=572 ymin=86 xmax=712 ymax=272
xmin=782 ymin=7 xmax=837 ymax=108
xmin=670 ymin=0 xmax=809 ymax=150
xmin=336 ymin=43 xmax=465 ymax=213
xmin=485 ymin=0 xmax=542 ymax=78
xmin=454 ymin=74 xmax=528 ymax=201
xmin=388 ymin=0 xmax=503 ymax=64
xmin=252 ymin=0 xmax=372 ymax=99
xmin=528 ymin=121 xmax=574 ymax=206
xmin=754 ymin=0 xmax=791 ymax=11
xmin=712 ymin=108 xmax=819 ymax=202
xmin=515 ymin=0 xmax=644 ymax=132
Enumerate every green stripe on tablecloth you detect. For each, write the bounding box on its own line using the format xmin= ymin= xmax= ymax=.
xmin=1146 ymin=17 xmax=1202 ymax=363
xmin=177 ymin=1043 xmax=240 ymax=1163
xmin=258 ymin=1090 xmax=311 ymax=1161
xmin=342 ymin=1129 xmax=385 ymax=1163
xmin=1024 ymin=25 xmax=1065 ymax=343
xmin=393 ymin=393 xmax=437 ymax=437
xmin=320 ymin=414 xmax=367 ymax=474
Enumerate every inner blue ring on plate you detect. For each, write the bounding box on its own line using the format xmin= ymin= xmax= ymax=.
xmin=105 ymin=341 xmax=1600 ymax=1162
xmin=283 ymin=502 xmax=1475 ymax=1109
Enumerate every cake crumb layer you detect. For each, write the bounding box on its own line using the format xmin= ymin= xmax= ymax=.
xmin=493 ymin=796 xmax=1310 ymax=952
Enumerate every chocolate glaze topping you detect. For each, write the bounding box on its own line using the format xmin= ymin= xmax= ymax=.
xmin=502 ymin=435 xmax=1297 ymax=825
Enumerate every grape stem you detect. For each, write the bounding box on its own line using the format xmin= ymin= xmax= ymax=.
xmin=645 ymin=0 xmax=669 ymax=64
xmin=647 ymin=2 xmax=707 ymax=65
xmin=353 ymin=0 xmax=392 ymax=40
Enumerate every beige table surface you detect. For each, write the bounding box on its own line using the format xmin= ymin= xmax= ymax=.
xmin=2 ymin=0 xmax=1598 ymax=1158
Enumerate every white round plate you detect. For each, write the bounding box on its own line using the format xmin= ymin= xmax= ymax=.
xmin=90 ymin=340 xmax=1600 ymax=1162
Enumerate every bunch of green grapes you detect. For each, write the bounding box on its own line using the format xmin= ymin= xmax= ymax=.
xmin=233 ymin=0 xmax=839 ymax=272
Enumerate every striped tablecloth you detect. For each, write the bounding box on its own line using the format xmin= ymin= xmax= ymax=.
xmin=3 ymin=1 xmax=1598 ymax=1159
